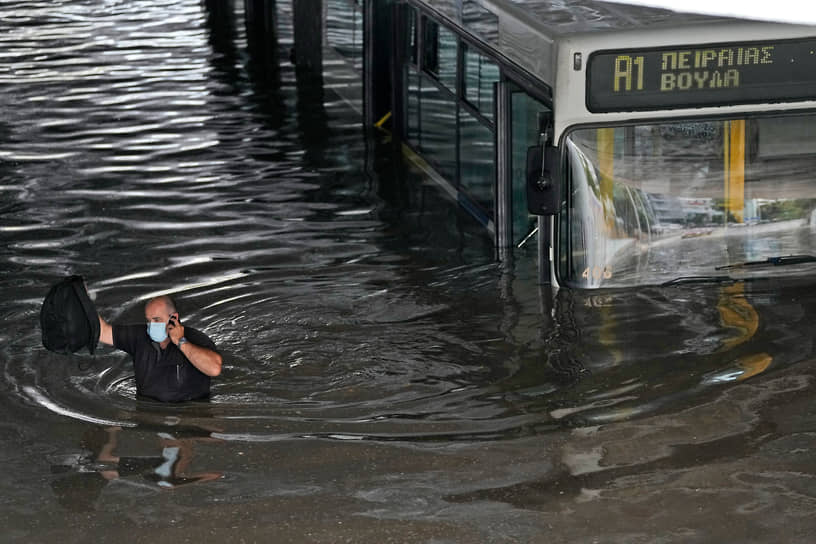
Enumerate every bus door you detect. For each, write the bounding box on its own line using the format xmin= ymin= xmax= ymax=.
xmin=499 ymin=84 xmax=552 ymax=268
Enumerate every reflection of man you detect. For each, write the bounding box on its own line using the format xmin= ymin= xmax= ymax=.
xmin=51 ymin=426 xmax=223 ymax=510
xmin=95 ymin=426 xmax=223 ymax=489
xmin=145 ymin=431 xmax=223 ymax=489
xmin=97 ymin=295 xmax=222 ymax=402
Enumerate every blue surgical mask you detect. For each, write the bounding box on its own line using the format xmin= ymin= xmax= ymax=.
xmin=147 ymin=321 xmax=168 ymax=343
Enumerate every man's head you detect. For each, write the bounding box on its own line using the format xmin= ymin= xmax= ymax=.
xmin=145 ymin=295 xmax=178 ymax=323
xmin=145 ymin=296 xmax=178 ymax=343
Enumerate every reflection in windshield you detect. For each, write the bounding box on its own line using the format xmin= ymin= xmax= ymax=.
xmin=559 ymin=114 xmax=816 ymax=287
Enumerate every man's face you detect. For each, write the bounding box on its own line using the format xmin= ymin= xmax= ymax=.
xmin=145 ymin=300 xmax=173 ymax=324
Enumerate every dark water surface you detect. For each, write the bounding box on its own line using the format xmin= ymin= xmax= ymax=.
xmin=3 ymin=2 xmax=816 ymax=542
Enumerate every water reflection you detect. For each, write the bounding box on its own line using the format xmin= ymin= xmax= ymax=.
xmin=30 ymin=268 xmax=816 ymax=449
xmin=3 ymin=0 xmax=816 ymax=539
xmin=499 ymin=278 xmax=816 ymax=430
xmin=50 ymin=421 xmax=224 ymax=510
xmin=446 ymin=368 xmax=813 ymax=511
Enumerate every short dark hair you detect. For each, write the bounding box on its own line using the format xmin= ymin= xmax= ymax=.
xmin=146 ymin=295 xmax=178 ymax=314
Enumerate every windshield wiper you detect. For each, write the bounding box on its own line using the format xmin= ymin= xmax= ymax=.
xmin=661 ymin=275 xmax=736 ymax=286
xmin=715 ymin=254 xmax=816 ymax=271
xmin=661 ymin=255 xmax=816 ymax=285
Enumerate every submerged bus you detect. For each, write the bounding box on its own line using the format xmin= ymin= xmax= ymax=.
xmin=382 ymin=0 xmax=816 ymax=288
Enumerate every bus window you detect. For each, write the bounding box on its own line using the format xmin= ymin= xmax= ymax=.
xmin=560 ymin=112 xmax=816 ymax=287
xmin=459 ymin=45 xmax=499 ymax=216
xmin=463 ymin=43 xmax=500 ymax=122
xmin=422 ymin=18 xmax=457 ymax=92
xmin=459 ymin=107 xmax=495 ymax=215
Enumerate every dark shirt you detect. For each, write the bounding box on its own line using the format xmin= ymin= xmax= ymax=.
xmin=112 ymin=324 xmax=217 ymax=402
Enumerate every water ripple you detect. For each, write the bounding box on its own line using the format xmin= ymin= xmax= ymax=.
xmin=3 ymin=5 xmax=816 ymax=536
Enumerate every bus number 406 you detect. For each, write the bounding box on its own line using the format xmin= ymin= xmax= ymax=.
xmin=583 ymin=266 xmax=613 ymax=280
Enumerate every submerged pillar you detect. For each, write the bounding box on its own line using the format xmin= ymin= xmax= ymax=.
xmin=365 ymin=0 xmax=393 ymax=128
xmin=243 ymin=0 xmax=284 ymax=127
xmin=292 ymin=0 xmax=324 ymax=84
xmin=292 ymin=0 xmax=326 ymax=163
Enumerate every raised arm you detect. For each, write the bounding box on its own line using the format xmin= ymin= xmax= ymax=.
xmin=99 ymin=315 xmax=113 ymax=346
xmin=167 ymin=317 xmax=222 ymax=377
xmin=177 ymin=341 xmax=222 ymax=377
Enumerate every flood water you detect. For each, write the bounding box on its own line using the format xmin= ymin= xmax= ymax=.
xmin=3 ymin=1 xmax=816 ymax=542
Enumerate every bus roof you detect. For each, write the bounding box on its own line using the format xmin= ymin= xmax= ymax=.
xmin=424 ymin=0 xmax=741 ymax=37
xmin=412 ymin=0 xmax=816 ymax=139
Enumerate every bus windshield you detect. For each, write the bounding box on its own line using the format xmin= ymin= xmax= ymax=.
xmin=559 ymin=112 xmax=816 ymax=287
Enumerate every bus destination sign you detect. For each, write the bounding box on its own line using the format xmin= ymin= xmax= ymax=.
xmin=587 ymin=38 xmax=816 ymax=112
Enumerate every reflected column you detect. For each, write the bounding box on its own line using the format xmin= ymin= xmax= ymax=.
xmin=202 ymin=0 xmax=239 ymax=84
xmin=245 ymin=0 xmax=279 ymax=77
xmin=292 ymin=0 xmax=327 ymax=165
xmin=292 ymin=0 xmax=324 ymax=84
xmin=244 ymin=0 xmax=285 ymax=130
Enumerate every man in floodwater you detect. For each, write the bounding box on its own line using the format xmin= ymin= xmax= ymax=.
xmin=97 ymin=295 xmax=222 ymax=402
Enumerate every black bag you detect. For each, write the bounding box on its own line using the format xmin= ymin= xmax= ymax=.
xmin=40 ymin=275 xmax=100 ymax=355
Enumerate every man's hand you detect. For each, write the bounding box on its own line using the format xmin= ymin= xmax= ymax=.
xmin=167 ymin=314 xmax=185 ymax=346
xmin=166 ymin=314 xmax=222 ymax=377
